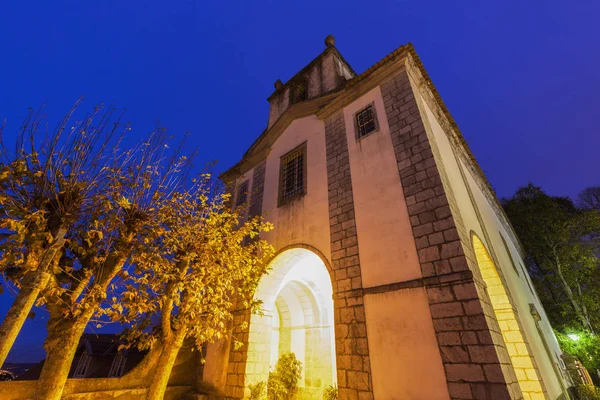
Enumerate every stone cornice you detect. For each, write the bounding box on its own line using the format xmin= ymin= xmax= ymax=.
xmin=404 ymin=52 xmax=527 ymax=259
xmin=220 ymin=44 xmax=413 ymax=183
xmin=266 ymin=45 xmax=356 ymax=101
xmin=219 ymin=90 xmax=341 ymax=182
xmin=221 ymin=41 xmax=528 ymax=261
xmin=316 ymin=46 xmax=411 ymax=120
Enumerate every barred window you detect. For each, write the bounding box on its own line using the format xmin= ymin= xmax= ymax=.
xmin=355 ymin=104 xmax=378 ymax=139
xmin=236 ymin=180 xmax=249 ymax=206
xmin=278 ymin=143 xmax=307 ymax=206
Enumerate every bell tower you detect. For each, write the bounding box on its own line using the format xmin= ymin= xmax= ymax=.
xmin=267 ymin=35 xmax=356 ymax=128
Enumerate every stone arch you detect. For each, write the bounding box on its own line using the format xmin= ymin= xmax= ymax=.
xmin=471 ymin=233 xmax=545 ymax=399
xmin=244 ymin=246 xmax=336 ymax=399
xmin=272 ymin=243 xmax=335 ymax=284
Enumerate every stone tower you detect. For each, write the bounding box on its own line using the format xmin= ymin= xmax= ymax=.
xmin=204 ymin=36 xmax=572 ymax=400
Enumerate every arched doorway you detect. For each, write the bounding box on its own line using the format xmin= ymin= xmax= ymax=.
xmin=472 ymin=234 xmax=545 ymax=399
xmin=245 ymin=247 xmax=336 ymax=399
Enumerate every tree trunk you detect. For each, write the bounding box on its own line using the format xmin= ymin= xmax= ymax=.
xmin=576 ymin=279 xmax=593 ymax=333
xmin=34 ymin=318 xmax=87 ymax=400
xmin=0 ymin=270 xmax=50 ymax=368
xmin=146 ymin=330 xmax=186 ymax=400
xmin=34 ymin=251 xmax=127 ymax=400
xmin=554 ymin=254 xmax=594 ymax=333
xmin=0 ymin=227 xmax=66 ymax=368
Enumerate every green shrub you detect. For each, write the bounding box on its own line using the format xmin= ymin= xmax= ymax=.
xmin=248 ymin=381 xmax=267 ymax=400
xmin=267 ymin=353 xmax=303 ymax=400
xmin=267 ymin=372 xmax=289 ymax=400
xmin=246 ymin=353 xmax=302 ymax=400
xmin=578 ymin=384 xmax=600 ymax=400
xmin=323 ymin=384 xmax=338 ymax=400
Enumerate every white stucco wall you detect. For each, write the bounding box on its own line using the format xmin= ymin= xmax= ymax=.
xmin=343 ymin=87 xmax=450 ymax=399
xmin=418 ymin=91 xmax=569 ymax=398
xmin=342 ymin=86 xmax=422 ymax=288
xmin=364 ymin=287 xmax=451 ymax=400
xmin=259 ymin=115 xmax=332 ymax=261
xmin=228 ymin=79 xmax=571 ymax=399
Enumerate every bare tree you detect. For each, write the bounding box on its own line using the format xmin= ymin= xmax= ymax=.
xmin=33 ymin=125 xmax=194 ymax=400
xmin=578 ymin=186 xmax=600 ymax=211
xmin=0 ymin=102 xmax=125 ymax=367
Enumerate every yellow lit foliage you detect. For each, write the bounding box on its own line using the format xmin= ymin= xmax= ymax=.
xmin=114 ymin=174 xmax=274 ymax=400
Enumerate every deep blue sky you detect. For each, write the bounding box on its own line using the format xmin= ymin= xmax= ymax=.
xmin=1 ymin=1 xmax=599 ymax=363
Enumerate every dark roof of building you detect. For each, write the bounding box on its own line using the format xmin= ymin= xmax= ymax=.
xmin=79 ymin=333 xmax=121 ymax=356
xmin=15 ymin=333 xmax=147 ymax=381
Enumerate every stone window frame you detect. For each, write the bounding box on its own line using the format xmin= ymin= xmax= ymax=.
xmin=277 ymin=141 xmax=307 ymax=207
xmin=353 ymin=102 xmax=380 ymax=141
xmin=235 ymin=180 xmax=249 ymax=206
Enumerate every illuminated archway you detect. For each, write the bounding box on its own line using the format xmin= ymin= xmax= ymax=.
xmin=472 ymin=234 xmax=545 ymax=399
xmin=245 ymin=247 xmax=336 ymax=399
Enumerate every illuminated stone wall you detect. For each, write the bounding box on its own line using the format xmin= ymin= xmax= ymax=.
xmin=240 ymin=249 xmax=336 ymax=399
xmin=212 ymin=41 xmax=571 ymax=400
xmin=473 ymin=235 xmax=546 ymax=399
xmin=0 ymin=344 xmax=196 ymax=400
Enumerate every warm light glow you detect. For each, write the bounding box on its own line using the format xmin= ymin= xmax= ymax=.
xmin=245 ymin=248 xmax=336 ymax=398
xmin=568 ymin=333 xmax=580 ymax=341
xmin=473 ymin=235 xmax=545 ymax=399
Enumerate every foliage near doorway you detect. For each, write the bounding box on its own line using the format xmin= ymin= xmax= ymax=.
xmin=323 ymin=384 xmax=338 ymax=400
xmin=248 ymin=352 xmax=302 ymax=400
xmin=268 ymin=353 xmax=302 ymax=400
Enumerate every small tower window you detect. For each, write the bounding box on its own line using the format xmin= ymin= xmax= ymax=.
xmin=293 ymin=83 xmax=307 ymax=103
xmin=278 ymin=142 xmax=307 ymax=206
xmin=355 ymin=103 xmax=379 ymax=139
xmin=289 ymin=76 xmax=308 ymax=104
xmin=236 ymin=180 xmax=249 ymax=206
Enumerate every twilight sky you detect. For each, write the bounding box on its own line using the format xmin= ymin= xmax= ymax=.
xmin=1 ymin=0 xmax=599 ymax=363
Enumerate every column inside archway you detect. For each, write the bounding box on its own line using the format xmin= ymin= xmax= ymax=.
xmin=244 ymin=249 xmax=336 ymax=399
xmin=271 ymin=280 xmax=333 ymax=396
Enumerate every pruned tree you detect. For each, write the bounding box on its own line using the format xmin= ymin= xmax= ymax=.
xmin=33 ymin=123 xmax=195 ymax=399
xmin=110 ymin=174 xmax=274 ymax=400
xmin=0 ymin=102 xmax=126 ymax=367
xmin=0 ymin=103 xmax=274 ymax=400
xmin=502 ymin=184 xmax=600 ymax=333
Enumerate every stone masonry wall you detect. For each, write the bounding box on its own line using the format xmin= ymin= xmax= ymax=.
xmin=405 ymin=54 xmax=548 ymax=398
xmin=324 ymin=111 xmax=374 ymax=400
xmin=249 ymin=162 xmax=266 ymax=218
xmin=380 ymin=68 xmax=522 ymax=400
xmin=223 ymin=162 xmax=268 ymax=399
xmin=224 ymin=308 xmax=252 ymax=398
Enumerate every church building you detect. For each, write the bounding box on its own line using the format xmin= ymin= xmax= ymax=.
xmin=203 ymin=36 xmax=573 ymax=400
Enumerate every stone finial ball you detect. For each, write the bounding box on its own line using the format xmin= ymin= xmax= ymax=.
xmin=274 ymin=79 xmax=284 ymax=91
xmin=325 ymin=35 xmax=335 ymax=47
